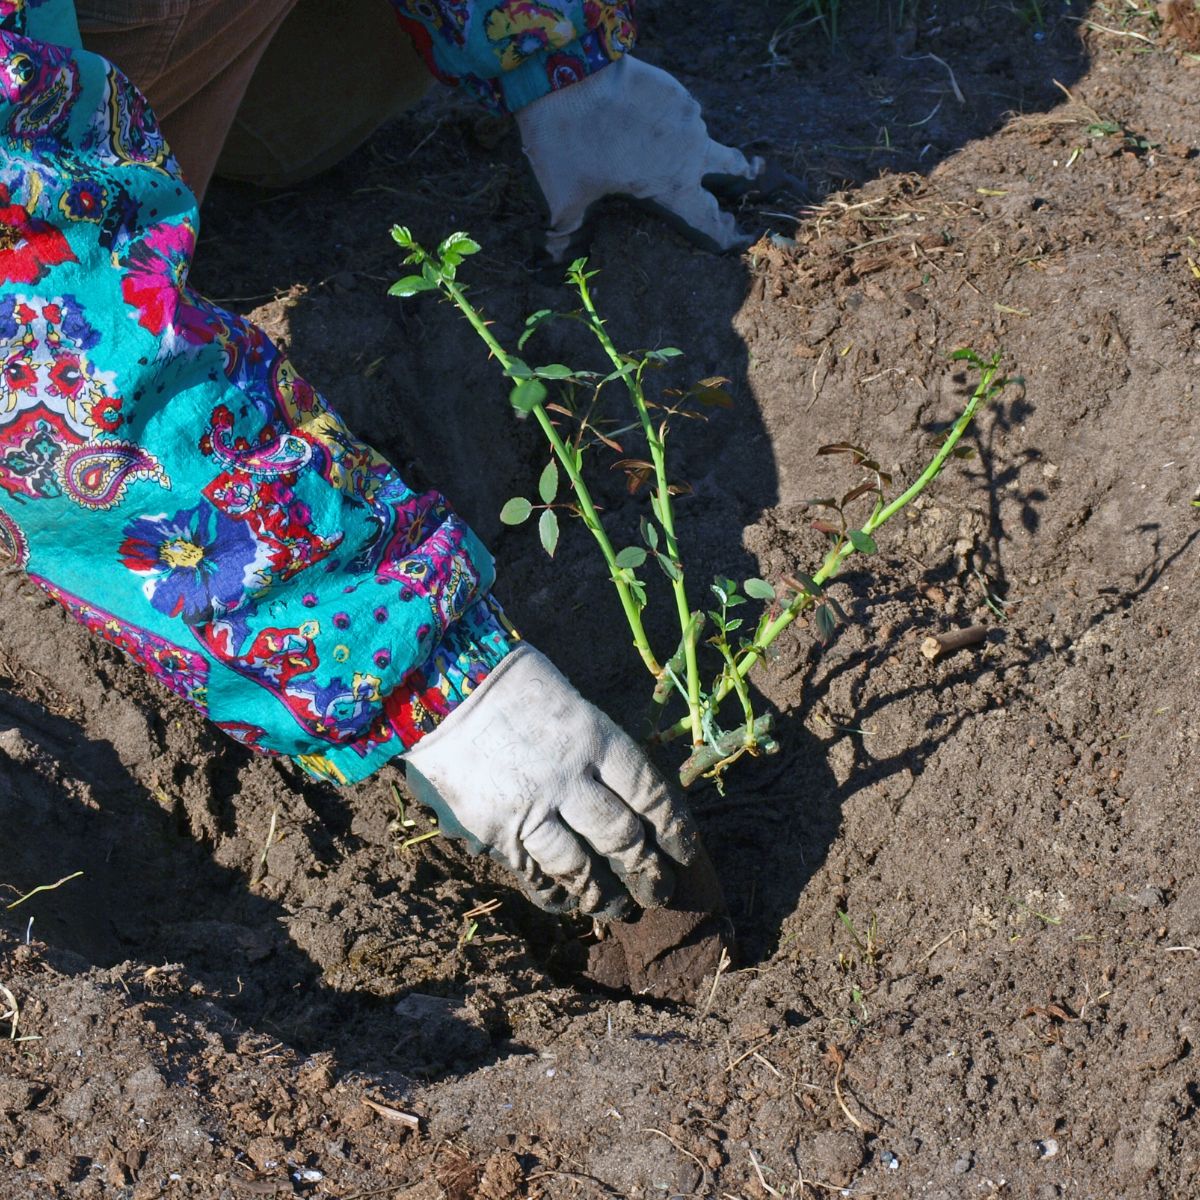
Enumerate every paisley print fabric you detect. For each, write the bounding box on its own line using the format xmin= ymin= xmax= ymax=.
xmin=391 ymin=0 xmax=637 ymax=112
xmin=1 ymin=2 xmax=522 ymax=786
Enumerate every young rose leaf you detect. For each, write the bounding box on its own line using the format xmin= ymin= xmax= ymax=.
xmin=688 ymin=376 xmax=734 ymax=408
xmin=510 ymin=378 xmax=548 ymax=415
xmin=812 ymin=519 xmax=842 ymax=536
xmin=537 ymin=459 xmax=558 ymax=504
xmin=499 ymin=496 xmax=532 ymax=525
xmin=949 ymin=347 xmax=983 ymax=365
xmin=439 ymin=231 xmax=481 ymax=258
xmin=499 ymin=497 xmax=532 ymax=525
xmin=388 ymin=275 xmax=439 ymax=297
xmin=743 ymin=577 xmax=776 ymax=602
xmin=615 ymin=546 xmax=647 ymax=569
xmin=535 ymin=363 xmax=575 ymax=379
xmin=847 ymin=529 xmax=878 ymax=555
xmin=539 ymin=508 xmax=560 ymax=557
xmin=842 ymin=482 xmax=880 ymax=507
xmin=639 ymin=517 xmax=659 ymax=550
xmin=814 ymin=604 xmax=838 ymax=645
xmin=817 ymin=442 xmax=866 ymax=457
xmin=518 ymin=309 xmax=554 ymax=349
xmin=825 ymin=595 xmax=849 ymax=624
xmin=391 ymin=225 xmax=415 ymax=248
xmin=645 ymin=346 xmax=684 ymax=361
xmin=657 ymin=554 xmax=682 ymax=582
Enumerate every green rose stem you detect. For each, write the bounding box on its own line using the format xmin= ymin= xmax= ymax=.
xmin=570 ymin=263 xmax=704 ymax=747
xmin=434 ymin=272 xmax=665 ymax=680
xmin=657 ymin=354 xmax=1002 ymax=750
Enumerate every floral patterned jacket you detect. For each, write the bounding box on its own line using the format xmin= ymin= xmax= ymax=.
xmin=0 ymin=0 xmax=635 ymax=785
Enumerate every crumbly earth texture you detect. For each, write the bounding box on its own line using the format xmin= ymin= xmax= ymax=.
xmin=3 ymin=1 xmax=1199 ymax=1196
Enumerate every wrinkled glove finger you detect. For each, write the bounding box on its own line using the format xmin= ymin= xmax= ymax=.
xmin=700 ymin=139 xmax=763 ymax=187
xmin=594 ymin=734 xmax=700 ymax=868
xmin=522 ymin=814 xmax=626 ymax=916
xmin=495 ymin=848 xmax=578 ymax=914
xmin=560 ymin=782 xmax=675 ymax=910
xmin=645 ymin=185 xmax=754 ymax=255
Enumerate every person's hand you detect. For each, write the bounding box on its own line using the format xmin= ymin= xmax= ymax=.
xmin=515 ymin=54 xmax=770 ymax=262
xmin=402 ymin=644 xmax=699 ymax=917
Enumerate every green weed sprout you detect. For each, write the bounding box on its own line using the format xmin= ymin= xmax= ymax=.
xmin=390 ymin=227 xmax=1009 ymax=789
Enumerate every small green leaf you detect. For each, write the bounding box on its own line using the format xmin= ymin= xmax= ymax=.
xmin=743 ymin=578 xmax=776 ymax=602
xmin=639 ymin=517 xmax=659 ymax=550
xmin=535 ymin=363 xmax=575 ymax=379
xmin=420 ymin=261 xmax=439 ymax=284
xmin=505 ymin=358 xmax=533 ymax=380
xmin=539 ymin=508 xmax=559 ymax=557
xmin=949 ymin=348 xmax=983 ymax=365
xmin=537 ymin=460 xmax=558 ymax=505
xmin=390 ymin=225 xmax=414 ymax=248
xmin=629 ymin=579 xmax=648 ymax=610
xmin=723 ymin=618 xmax=744 ymax=633
xmin=438 ymin=231 xmax=481 ymax=258
xmin=615 ymin=546 xmax=647 ymax=569
xmin=499 ymin=497 xmax=532 ymax=525
xmin=509 ymin=378 xmax=548 ymax=415
xmin=658 ymin=554 xmax=682 ymax=582
xmin=644 ymin=346 xmax=684 ymax=362
xmin=388 ymin=275 xmax=439 ymax=297
xmin=814 ymin=604 xmax=837 ymax=645
xmin=847 ymin=530 xmax=878 ymax=555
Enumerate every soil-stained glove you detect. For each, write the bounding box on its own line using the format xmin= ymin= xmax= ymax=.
xmin=403 ymin=644 xmax=699 ymax=917
xmin=515 ymin=55 xmax=766 ymax=262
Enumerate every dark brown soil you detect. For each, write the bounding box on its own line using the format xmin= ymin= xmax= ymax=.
xmin=4 ymin=1 xmax=1200 ymax=1196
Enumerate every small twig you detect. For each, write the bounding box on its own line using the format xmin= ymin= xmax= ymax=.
xmin=920 ymin=624 xmax=988 ymax=661
xmin=904 ymin=52 xmax=966 ymax=103
xmin=1 ymin=984 xmax=20 ymax=1040
xmin=526 ymin=1169 xmax=627 ymax=1197
xmin=253 ymin=807 xmax=279 ymax=884
xmin=748 ymin=1149 xmax=783 ymax=1198
xmin=832 ymin=1059 xmax=869 ymax=1132
xmin=922 ymin=928 xmax=968 ymax=962
xmin=362 ymin=1098 xmax=421 ymax=1129
xmin=642 ymin=1127 xmax=710 ymax=1195
xmin=699 ymin=945 xmax=731 ymax=1019
xmin=726 ymin=1033 xmax=779 ymax=1075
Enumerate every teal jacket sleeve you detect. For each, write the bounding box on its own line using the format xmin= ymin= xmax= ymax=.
xmin=391 ymin=0 xmax=637 ymax=112
xmin=0 ymin=5 xmax=517 ymax=787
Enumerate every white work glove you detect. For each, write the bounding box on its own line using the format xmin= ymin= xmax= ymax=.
xmin=515 ymin=54 xmax=766 ymax=262
xmin=402 ymin=643 xmax=699 ymax=917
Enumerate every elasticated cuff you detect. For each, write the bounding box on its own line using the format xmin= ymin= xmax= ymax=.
xmin=293 ymin=596 xmax=519 ymax=786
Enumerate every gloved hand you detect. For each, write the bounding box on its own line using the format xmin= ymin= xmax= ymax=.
xmin=402 ymin=643 xmax=699 ymax=917
xmin=515 ymin=54 xmax=767 ymax=262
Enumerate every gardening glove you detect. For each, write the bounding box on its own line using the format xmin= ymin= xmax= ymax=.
xmin=515 ymin=54 xmax=769 ymax=262
xmin=402 ymin=643 xmax=699 ymax=918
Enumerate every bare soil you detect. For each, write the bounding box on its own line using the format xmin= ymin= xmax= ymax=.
xmin=3 ymin=1 xmax=1200 ymax=1196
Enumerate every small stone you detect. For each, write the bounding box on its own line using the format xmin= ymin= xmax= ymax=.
xmin=1036 ymin=1138 xmax=1059 ymax=1159
xmin=880 ymin=1150 xmax=900 ymax=1170
xmin=953 ymin=1155 xmax=973 ymax=1174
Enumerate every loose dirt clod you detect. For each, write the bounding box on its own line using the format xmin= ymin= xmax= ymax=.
xmin=584 ymin=845 xmax=733 ymax=1002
